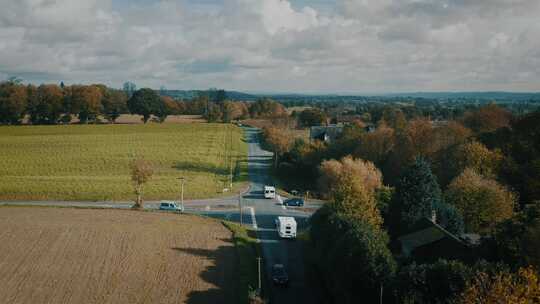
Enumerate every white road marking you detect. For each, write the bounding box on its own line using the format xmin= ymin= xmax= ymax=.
xmin=248 ymin=206 xmax=258 ymax=230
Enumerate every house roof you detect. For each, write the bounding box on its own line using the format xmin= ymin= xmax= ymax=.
xmin=398 ymin=218 xmax=467 ymax=257
xmin=310 ymin=125 xmax=344 ymax=141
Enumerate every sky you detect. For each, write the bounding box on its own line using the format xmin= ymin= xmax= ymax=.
xmin=0 ymin=0 xmax=539 ymax=93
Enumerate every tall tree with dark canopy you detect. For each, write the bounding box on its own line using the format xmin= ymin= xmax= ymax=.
xmin=0 ymin=82 xmax=28 ymax=124
xmin=127 ymin=88 xmax=161 ymax=123
xmin=392 ymin=157 xmax=443 ymax=234
xmin=102 ymin=89 xmax=128 ymax=123
xmin=298 ymin=108 xmax=326 ymax=127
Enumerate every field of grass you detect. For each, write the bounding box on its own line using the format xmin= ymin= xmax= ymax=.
xmin=0 ymin=207 xmax=237 ymax=304
xmin=0 ymin=123 xmax=247 ymax=201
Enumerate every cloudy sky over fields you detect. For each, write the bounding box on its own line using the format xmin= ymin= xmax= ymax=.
xmin=0 ymin=0 xmax=539 ymax=93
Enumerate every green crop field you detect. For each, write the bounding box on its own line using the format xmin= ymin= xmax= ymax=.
xmin=0 ymin=123 xmax=248 ymax=201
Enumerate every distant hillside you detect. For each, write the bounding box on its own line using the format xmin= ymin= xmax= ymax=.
xmin=159 ymin=90 xmax=540 ymax=103
xmin=161 ymin=90 xmax=257 ymax=101
xmin=383 ymin=92 xmax=540 ymax=101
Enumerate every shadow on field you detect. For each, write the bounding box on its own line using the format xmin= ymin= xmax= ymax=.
xmin=173 ymin=161 xmax=229 ymax=175
xmin=173 ymin=241 xmax=237 ymax=304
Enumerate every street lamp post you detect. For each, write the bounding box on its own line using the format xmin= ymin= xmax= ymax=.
xmin=178 ymin=177 xmax=185 ymax=206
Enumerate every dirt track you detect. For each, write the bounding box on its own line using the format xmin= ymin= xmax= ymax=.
xmin=0 ymin=207 xmax=236 ymax=304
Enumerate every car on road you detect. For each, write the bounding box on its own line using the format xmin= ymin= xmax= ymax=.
xmin=283 ymin=197 xmax=304 ymax=207
xmin=159 ymin=201 xmax=184 ymax=212
xmin=271 ymin=264 xmax=289 ymax=286
xmin=264 ymin=186 xmax=276 ymax=199
xmin=275 ymin=216 xmax=297 ymax=239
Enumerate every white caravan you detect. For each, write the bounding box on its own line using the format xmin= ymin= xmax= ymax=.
xmin=264 ymin=186 xmax=276 ymax=199
xmin=275 ymin=216 xmax=297 ymax=239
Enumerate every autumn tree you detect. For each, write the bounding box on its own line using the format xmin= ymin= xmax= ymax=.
xmin=445 ymin=168 xmax=515 ymax=233
xmin=222 ymin=101 xmax=248 ymax=122
xmin=127 ymin=88 xmax=162 ymax=123
xmin=28 ymin=84 xmax=64 ymax=124
xmin=452 ymin=141 xmax=503 ymax=179
xmin=319 ymin=156 xmax=383 ymax=196
xmin=463 ymin=104 xmax=512 ymax=134
xmin=432 ymin=121 xmax=471 ymax=151
xmin=379 ymin=106 xmax=407 ymax=133
xmin=130 ymin=159 xmax=154 ymax=209
xmin=354 ymin=124 xmax=395 ymax=164
xmin=319 ymin=156 xmax=384 ymax=227
xmin=69 ymin=85 xmax=103 ymax=123
xmin=156 ymin=96 xmax=177 ymax=122
xmin=249 ymin=98 xmax=287 ymax=118
xmin=262 ymin=126 xmax=293 ymax=168
xmin=0 ymin=82 xmax=28 ymax=124
xmin=458 ymin=267 xmax=540 ymax=304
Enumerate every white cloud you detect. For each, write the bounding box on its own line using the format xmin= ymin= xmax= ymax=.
xmin=0 ymin=0 xmax=538 ymax=92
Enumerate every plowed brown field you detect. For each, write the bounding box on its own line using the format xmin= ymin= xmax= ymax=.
xmin=0 ymin=207 xmax=236 ymax=304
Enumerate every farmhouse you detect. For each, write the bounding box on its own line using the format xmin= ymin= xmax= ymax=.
xmin=397 ymin=218 xmax=476 ymax=263
xmin=309 ymin=124 xmax=344 ymax=143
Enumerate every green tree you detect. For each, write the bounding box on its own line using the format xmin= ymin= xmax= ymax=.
xmin=392 ymin=157 xmax=442 ymax=234
xmin=395 ymin=259 xmax=474 ymax=304
xmin=445 ymin=168 xmax=515 ymax=233
xmin=484 ymin=203 xmax=540 ymax=269
xmin=309 ymin=206 xmax=396 ymax=303
xmin=298 ymin=108 xmax=326 ymax=127
xmin=0 ymin=82 xmax=28 ymax=124
xmin=102 ymin=89 xmax=128 ymax=123
xmin=330 ymin=218 xmax=397 ymax=303
xmin=127 ymin=88 xmax=162 ymax=123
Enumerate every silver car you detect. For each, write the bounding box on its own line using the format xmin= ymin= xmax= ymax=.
xmin=159 ymin=201 xmax=184 ymax=212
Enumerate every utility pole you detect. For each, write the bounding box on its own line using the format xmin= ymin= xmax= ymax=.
xmin=379 ymin=283 xmax=383 ymax=304
xmin=257 ymin=257 xmax=262 ymax=292
xmin=239 ymin=191 xmax=243 ymax=226
xmin=229 ymin=125 xmax=233 ymax=189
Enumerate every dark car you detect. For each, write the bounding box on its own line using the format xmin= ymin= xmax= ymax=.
xmin=283 ymin=197 xmax=304 ymax=207
xmin=271 ymin=264 xmax=289 ymax=286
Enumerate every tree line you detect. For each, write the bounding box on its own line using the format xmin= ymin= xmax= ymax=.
xmin=0 ymin=80 xmax=288 ymax=125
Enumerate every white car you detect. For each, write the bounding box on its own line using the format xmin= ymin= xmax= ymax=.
xmin=159 ymin=201 xmax=184 ymax=212
xmin=264 ymin=186 xmax=276 ymax=199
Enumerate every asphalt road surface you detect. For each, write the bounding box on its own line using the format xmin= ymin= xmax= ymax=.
xmin=241 ymin=127 xmax=316 ymax=304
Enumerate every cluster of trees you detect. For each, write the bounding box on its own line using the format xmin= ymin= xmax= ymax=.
xmin=261 ymin=103 xmax=540 ymax=302
xmin=307 ymin=157 xmax=396 ymax=302
xmin=0 ymin=80 xmax=288 ymax=125
xmin=0 ymin=81 xmax=132 ymax=124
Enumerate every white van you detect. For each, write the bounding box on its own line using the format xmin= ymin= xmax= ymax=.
xmin=264 ymin=186 xmax=276 ymax=199
xmin=275 ymin=216 xmax=297 ymax=239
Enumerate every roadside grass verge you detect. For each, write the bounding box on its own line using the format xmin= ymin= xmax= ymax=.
xmin=222 ymin=221 xmax=263 ymax=304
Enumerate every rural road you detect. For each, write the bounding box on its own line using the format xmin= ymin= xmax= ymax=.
xmin=0 ymin=126 xmax=319 ymax=304
xmin=240 ymin=126 xmax=316 ymax=304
